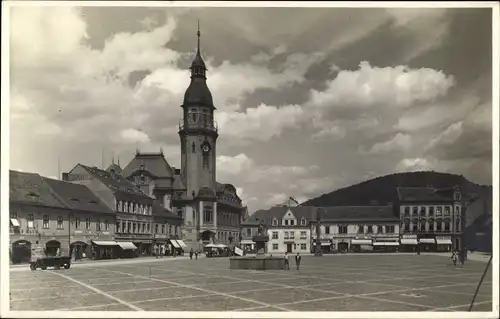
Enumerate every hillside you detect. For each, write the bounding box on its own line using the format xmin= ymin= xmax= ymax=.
xmin=302 ymin=171 xmax=490 ymax=207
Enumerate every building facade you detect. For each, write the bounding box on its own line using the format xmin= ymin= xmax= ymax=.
xmin=313 ymin=206 xmax=400 ymax=253
xmin=9 ymin=170 xmax=116 ymax=263
xmin=241 ymin=206 xmax=316 ymax=254
xmin=397 ymin=186 xmax=464 ymax=252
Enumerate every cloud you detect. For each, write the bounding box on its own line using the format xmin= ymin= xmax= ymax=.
xmin=425 ymin=121 xmax=463 ymax=151
xmin=309 ymin=61 xmax=455 ymax=110
xmin=361 ymin=133 xmax=412 ymax=155
xmin=119 ymin=128 xmax=150 ymax=144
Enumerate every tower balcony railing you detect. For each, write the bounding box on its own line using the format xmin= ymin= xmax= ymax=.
xmin=179 ymin=119 xmax=218 ymax=133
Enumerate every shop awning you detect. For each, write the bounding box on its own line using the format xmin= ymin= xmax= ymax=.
xmin=10 ymin=219 xmax=20 ymax=227
xmin=401 ymin=239 xmax=418 ymax=245
xmin=216 ymin=244 xmax=227 ymax=248
xmin=373 ymin=242 xmax=386 ymax=246
xmin=321 ymin=242 xmax=331 ymax=246
xmin=116 ymin=242 xmax=137 ymax=250
xmin=385 ymin=242 xmax=399 ymax=246
xmin=92 ymin=241 xmax=118 ymax=246
xmin=241 ymin=239 xmax=255 ymax=244
xmin=205 ymin=243 xmax=217 ymax=248
xmin=351 ymin=239 xmax=372 ymax=245
xmin=436 ymin=238 xmax=452 ymax=245
xmin=176 ymin=240 xmax=187 ymax=248
xmin=170 ymin=240 xmax=181 ymax=248
xmin=419 ymin=238 xmax=436 ymax=244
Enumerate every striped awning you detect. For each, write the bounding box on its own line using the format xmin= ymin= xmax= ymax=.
xmin=351 ymin=239 xmax=372 ymax=245
xmin=116 ymin=242 xmax=137 ymax=250
xmin=176 ymin=240 xmax=187 ymax=248
xmin=374 ymin=242 xmax=400 ymax=246
xmin=436 ymin=238 xmax=452 ymax=245
xmin=419 ymin=238 xmax=436 ymax=244
xmin=10 ymin=219 xmax=20 ymax=227
xmin=401 ymin=239 xmax=418 ymax=245
xmin=92 ymin=241 xmax=118 ymax=246
xmin=321 ymin=242 xmax=331 ymax=246
xmin=241 ymin=239 xmax=255 ymax=244
xmin=170 ymin=240 xmax=181 ymax=248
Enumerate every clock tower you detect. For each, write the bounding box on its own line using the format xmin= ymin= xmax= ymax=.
xmin=178 ymin=23 xmax=218 ymax=245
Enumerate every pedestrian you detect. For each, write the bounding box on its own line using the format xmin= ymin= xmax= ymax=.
xmin=155 ymin=245 xmax=159 ymax=259
xmin=189 ymin=248 xmax=193 ymax=260
xmin=459 ymin=249 xmax=465 ymax=266
xmin=56 ymin=248 xmax=60 ymax=257
xmin=295 ymin=252 xmax=301 ymax=270
xmin=284 ymin=252 xmax=290 ymax=270
xmin=451 ymin=250 xmax=457 ymax=266
xmin=195 ymin=250 xmax=199 ymax=260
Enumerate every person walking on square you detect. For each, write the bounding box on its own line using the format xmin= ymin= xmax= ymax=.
xmin=451 ymin=250 xmax=457 ymax=266
xmin=189 ymin=248 xmax=194 ymax=260
xmin=284 ymin=252 xmax=290 ymax=270
xmin=195 ymin=250 xmax=199 ymax=260
xmin=295 ymin=252 xmax=301 ymax=270
xmin=155 ymin=245 xmax=159 ymax=259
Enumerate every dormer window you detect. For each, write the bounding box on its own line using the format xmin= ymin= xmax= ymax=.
xmin=454 ymin=191 xmax=461 ymax=201
xmin=272 ymin=218 xmax=278 ymax=226
xmin=300 ymin=218 xmax=306 ymax=226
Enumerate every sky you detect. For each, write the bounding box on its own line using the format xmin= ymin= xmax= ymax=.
xmin=8 ymin=4 xmax=494 ymax=213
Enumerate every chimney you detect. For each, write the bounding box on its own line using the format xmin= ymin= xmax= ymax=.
xmin=175 ymin=168 xmax=181 ymax=175
xmin=62 ymin=173 xmax=69 ymax=181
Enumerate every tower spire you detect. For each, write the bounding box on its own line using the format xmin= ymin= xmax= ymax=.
xmin=197 ymin=20 xmax=201 ymax=55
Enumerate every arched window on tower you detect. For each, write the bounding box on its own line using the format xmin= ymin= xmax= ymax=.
xmin=204 ymin=206 xmax=213 ymax=223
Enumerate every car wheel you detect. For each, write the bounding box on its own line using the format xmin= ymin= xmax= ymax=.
xmin=41 ymin=266 xmax=47 ymax=270
xmin=64 ymin=264 xmax=70 ymax=269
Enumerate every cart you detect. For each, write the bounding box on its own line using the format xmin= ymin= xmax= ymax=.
xmin=30 ymin=256 xmax=71 ymax=270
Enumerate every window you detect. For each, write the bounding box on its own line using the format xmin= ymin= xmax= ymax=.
xmin=300 ymin=244 xmax=307 ymax=250
xmin=105 ymin=220 xmax=109 ymax=231
xmin=444 ymin=206 xmax=450 ymax=216
xmin=161 ymin=224 xmax=165 ymax=234
xmin=300 ymin=231 xmax=307 ymax=239
xmin=284 ymin=231 xmax=289 ymax=240
xmin=122 ymin=222 xmax=126 ymax=233
xmin=116 ymin=222 xmax=120 ymax=233
xmin=455 ymin=206 xmax=461 ymax=215
xmin=272 ymin=231 xmax=278 ymax=239
xmin=454 ymin=191 xmax=461 ymax=201
xmin=290 ymin=219 xmax=295 ymax=226
xmin=96 ymin=220 xmax=101 ymax=231
xmin=367 ymin=226 xmax=373 ymax=233
xmin=169 ymin=225 xmax=173 ymax=234
xmin=325 ymin=226 xmax=330 ymax=234
xmin=57 ymin=216 xmax=63 ymax=229
xmin=147 ymin=223 xmax=150 ymax=233
xmin=27 ymin=214 xmax=35 ymax=229
xmin=428 ymin=206 xmax=435 ymax=216
xmin=436 ymin=207 xmax=442 ymax=216
xmin=455 ymin=218 xmax=460 ymax=231
xmin=272 ymin=218 xmax=278 ymax=226
xmin=420 ymin=219 xmax=426 ymax=232
xmin=412 ymin=207 xmax=418 ymax=216
xmin=86 ymin=218 xmax=91 ymax=230
xmin=246 ymin=228 xmax=251 ymax=236
xmin=175 ymin=226 xmax=179 ymax=235
xmin=301 ymin=218 xmax=306 ymax=225
xmin=428 ymin=219 xmax=434 ymax=232
xmin=123 ymin=201 xmax=128 ymax=213
xmin=192 ymin=142 xmax=196 ymax=153
xmin=273 ymin=244 xmax=279 ymax=250
xmin=377 ymin=225 xmax=383 ymax=233
xmin=204 ymin=206 xmax=212 ymax=223
xmin=10 ymin=212 xmax=18 ymax=219
xmin=444 ymin=219 xmax=451 ymax=232
xmin=155 ymin=224 xmax=159 ymax=234
xmin=404 ymin=207 xmax=410 ymax=216
xmin=403 ymin=219 xmax=410 ymax=233
xmin=290 ymin=231 xmax=295 ymax=239
xmin=339 ymin=225 xmax=348 ymax=234
xmin=412 ymin=219 xmax=418 ymax=233
xmin=42 ymin=215 xmax=49 ymax=229
xmin=419 ymin=206 xmax=426 ymax=216
xmin=436 ymin=219 xmax=442 ymax=231
xmin=386 ymin=226 xmax=395 ymax=234
xmin=358 ymin=225 xmax=364 ymax=233
xmin=284 ymin=220 xmax=289 ymax=226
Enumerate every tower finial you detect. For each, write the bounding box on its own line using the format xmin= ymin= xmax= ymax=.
xmin=197 ymin=20 xmax=201 ymax=54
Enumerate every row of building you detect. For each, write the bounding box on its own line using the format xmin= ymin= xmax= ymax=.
xmin=241 ymin=186 xmax=492 ymax=254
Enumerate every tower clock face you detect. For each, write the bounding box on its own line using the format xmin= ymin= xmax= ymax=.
xmin=202 ymin=142 xmax=211 ymax=154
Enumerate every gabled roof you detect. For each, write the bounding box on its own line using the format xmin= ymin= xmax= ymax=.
xmin=9 ymin=170 xmax=66 ymax=208
xmin=397 ymin=187 xmax=453 ymax=202
xmin=122 ymin=152 xmax=173 ymax=179
xmin=242 ymin=206 xmax=316 ymax=226
xmin=42 ymin=177 xmax=114 ymax=215
xmin=78 ymin=164 xmax=153 ymax=203
xmin=152 ymin=203 xmax=182 ymax=220
xmin=172 ymin=175 xmax=186 ymax=191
